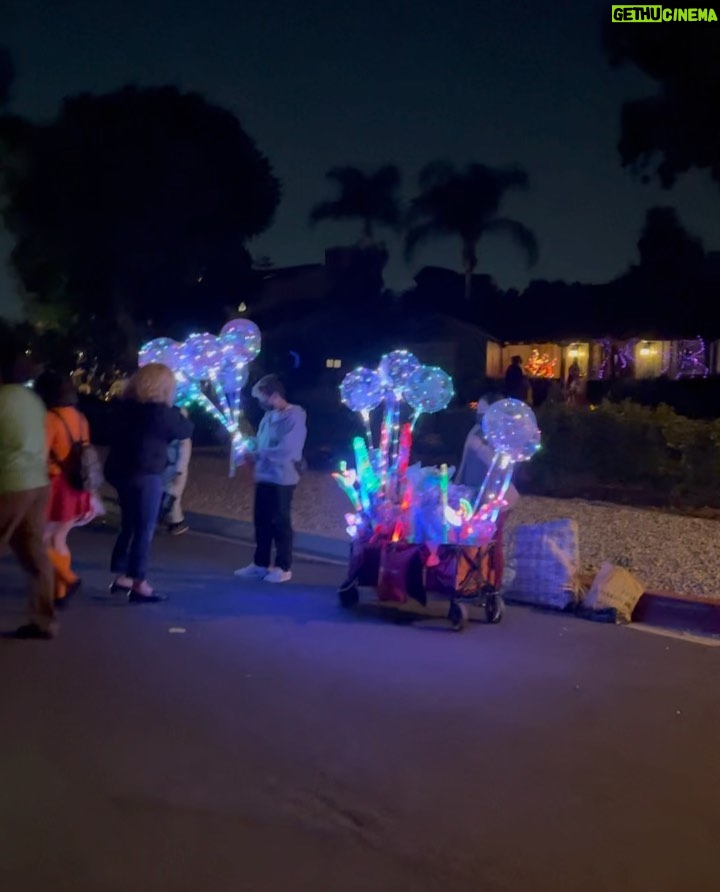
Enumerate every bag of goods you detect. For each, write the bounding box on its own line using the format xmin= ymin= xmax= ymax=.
xmin=377 ymin=543 xmax=425 ymax=604
xmin=504 ymin=519 xmax=580 ymax=610
xmin=582 ymin=562 xmax=644 ymax=624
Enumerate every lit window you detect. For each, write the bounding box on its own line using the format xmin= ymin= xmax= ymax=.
xmin=333 ymin=360 xmax=342 ymax=369
xmin=326 ymin=358 xmax=342 ymax=369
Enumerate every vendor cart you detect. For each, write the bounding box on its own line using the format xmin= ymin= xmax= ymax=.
xmin=337 ymin=536 xmax=505 ymax=632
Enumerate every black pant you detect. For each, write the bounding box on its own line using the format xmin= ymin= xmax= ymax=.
xmin=111 ymin=474 xmax=163 ymax=581
xmin=253 ymin=483 xmax=295 ymax=572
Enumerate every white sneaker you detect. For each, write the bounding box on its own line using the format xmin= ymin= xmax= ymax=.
xmin=234 ymin=564 xmax=269 ymax=579
xmin=264 ymin=568 xmax=292 ymax=584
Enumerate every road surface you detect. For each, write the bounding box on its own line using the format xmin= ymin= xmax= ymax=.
xmin=1 ymin=522 xmax=719 ymax=891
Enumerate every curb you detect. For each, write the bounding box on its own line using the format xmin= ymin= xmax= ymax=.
xmin=100 ymin=500 xmax=720 ymax=637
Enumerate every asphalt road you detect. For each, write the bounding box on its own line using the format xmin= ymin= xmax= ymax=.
xmin=1 ymin=522 xmax=719 ymax=892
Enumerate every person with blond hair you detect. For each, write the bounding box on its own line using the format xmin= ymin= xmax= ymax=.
xmin=105 ymin=363 xmax=193 ymax=602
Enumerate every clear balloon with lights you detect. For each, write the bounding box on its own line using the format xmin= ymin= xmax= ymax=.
xmin=138 ymin=319 xmax=261 ymax=477
xmin=334 ymin=355 xmax=541 ymax=552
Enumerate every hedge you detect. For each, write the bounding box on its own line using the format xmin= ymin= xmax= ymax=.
xmin=517 ymin=400 xmax=720 ymax=508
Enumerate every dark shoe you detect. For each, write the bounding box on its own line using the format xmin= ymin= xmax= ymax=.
xmin=168 ymin=522 xmax=189 ymax=536
xmin=128 ymin=590 xmax=167 ymax=604
xmin=14 ymin=623 xmax=54 ymax=640
xmin=56 ymin=578 xmax=82 ymax=607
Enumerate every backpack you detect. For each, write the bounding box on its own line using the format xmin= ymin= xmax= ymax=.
xmin=51 ymin=409 xmax=104 ymax=493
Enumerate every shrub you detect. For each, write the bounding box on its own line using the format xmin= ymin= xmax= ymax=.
xmin=518 ymin=400 xmax=720 ymax=507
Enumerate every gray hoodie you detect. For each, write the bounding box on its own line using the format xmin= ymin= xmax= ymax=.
xmin=254 ymin=404 xmax=307 ymax=486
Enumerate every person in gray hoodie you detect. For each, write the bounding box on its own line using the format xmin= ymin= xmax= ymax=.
xmin=235 ymin=374 xmax=307 ymax=584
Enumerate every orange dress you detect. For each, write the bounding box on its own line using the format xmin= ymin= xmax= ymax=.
xmin=46 ymin=407 xmax=92 ymax=523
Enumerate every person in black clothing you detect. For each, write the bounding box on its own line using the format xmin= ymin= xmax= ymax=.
xmin=105 ymin=364 xmax=193 ymax=602
xmin=504 ymin=355 xmax=527 ymax=402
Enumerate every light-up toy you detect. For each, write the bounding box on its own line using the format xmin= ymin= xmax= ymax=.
xmin=138 ymin=319 xmax=261 ymax=477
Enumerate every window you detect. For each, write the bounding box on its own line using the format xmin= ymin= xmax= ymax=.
xmin=326 ymin=358 xmax=342 ymax=369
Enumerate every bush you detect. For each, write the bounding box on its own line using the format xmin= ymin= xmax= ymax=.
xmin=586 ymin=376 xmax=720 ymax=420
xmin=517 ymin=400 xmax=720 ymax=508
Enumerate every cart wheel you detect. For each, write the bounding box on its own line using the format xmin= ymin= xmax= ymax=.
xmin=485 ymin=592 xmax=505 ymax=624
xmin=338 ymin=583 xmax=360 ymax=609
xmin=448 ymin=601 xmax=469 ymax=632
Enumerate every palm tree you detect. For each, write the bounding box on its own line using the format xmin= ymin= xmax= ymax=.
xmin=309 ymin=165 xmax=402 ymax=243
xmin=405 ymin=161 xmax=538 ymax=300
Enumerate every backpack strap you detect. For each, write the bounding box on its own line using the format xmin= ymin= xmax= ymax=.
xmin=51 ymin=408 xmax=79 ymax=447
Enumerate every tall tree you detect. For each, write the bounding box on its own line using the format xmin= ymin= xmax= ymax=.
xmin=602 ymin=18 xmax=720 ymax=187
xmin=0 ymin=46 xmax=13 ymax=107
xmin=405 ymin=162 xmax=538 ymax=300
xmin=309 ymin=165 xmax=401 ymax=243
xmin=0 ymin=85 xmax=280 ymax=364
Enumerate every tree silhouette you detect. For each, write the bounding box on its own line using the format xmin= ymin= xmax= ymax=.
xmin=602 ymin=18 xmax=720 ymax=187
xmin=0 ymin=85 xmax=280 ymax=363
xmin=0 ymin=46 xmax=13 ymax=107
xmin=405 ymin=162 xmax=538 ymax=300
xmin=309 ymin=165 xmax=401 ymax=242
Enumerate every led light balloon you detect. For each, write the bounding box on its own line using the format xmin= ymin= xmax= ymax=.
xmin=138 ymin=337 xmax=181 ymax=371
xmin=340 ymin=367 xmax=383 ymax=413
xmin=378 ymin=350 xmax=421 ymax=397
xmin=482 ymin=399 xmax=540 ymax=462
xmin=179 ymin=332 xmax=220 ymax=380
xmin=220 ymin=318 xmax=262 ymax=361
xmin=404 ymin=365 xmax=454 ymax=416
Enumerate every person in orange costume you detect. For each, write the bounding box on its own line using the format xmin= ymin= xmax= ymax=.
xmin=34 ymin=371 xmax=94 ymax=605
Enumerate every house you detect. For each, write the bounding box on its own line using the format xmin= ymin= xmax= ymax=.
xmin=493 ymin=336 xmax=716 ymax=382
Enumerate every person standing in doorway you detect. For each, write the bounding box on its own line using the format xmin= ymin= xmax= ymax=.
xmin=235 ymin=375 xmax=307 ymax=584
xmin=0 ymin=333 xmax=56 ymax=639
xmin=504 ymin=355 xmax=527 ymax=402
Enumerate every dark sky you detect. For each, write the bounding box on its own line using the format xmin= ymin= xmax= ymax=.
xmin=1 ymin=0 xmax=718 ymax=318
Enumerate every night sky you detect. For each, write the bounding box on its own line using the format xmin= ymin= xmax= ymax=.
xmin=1 ymin=0 xmax=718 ymax=318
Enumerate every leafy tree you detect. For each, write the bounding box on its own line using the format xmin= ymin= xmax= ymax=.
xmin=405 ymin=162 xmax=538 ymax=300
xmin=309 ymin=165 xmax=401 ymax=242
xmin=0 ymin=85 xmax=280 ymax=365
xmin=602 ymin=19 xmax=720 ymax=186
xmin=0 ymin=46 xmax=13 ymax=107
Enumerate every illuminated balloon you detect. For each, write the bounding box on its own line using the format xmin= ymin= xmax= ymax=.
xmin=340 ymin=367 xmax=383 ymax=413
xmin=482 ymin=399 xmax=540 ymax=461
xmin=378 ymin=350 xmax=421 ymax=397
xmin=138 ymin=337 xmax=181 ymax=371
xmin=404 ymin=365 xmax=454 ymax=415
xmin=220 ymin=362 xmax=249 ymax=394
xmin=220 ymin=318 xmax=262 ymax=361
xmin=178 ymin=332 xmax=221 ymax=380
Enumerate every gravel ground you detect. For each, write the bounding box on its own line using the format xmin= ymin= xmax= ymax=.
xmin=171 ymin=449 xmax=720 ymax=599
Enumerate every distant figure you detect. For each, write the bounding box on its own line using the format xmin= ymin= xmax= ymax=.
xmin=235 ymin=374 xmax=307 ymax=584
xmin=566 ymin=359 xmax=581 ymax=406
xmin=0 ymin=336 xmax=56 ymax=639
xmin=504 ymin=355 xmax=527 ymax=402
xmin=105 ymin=363 xmax=193 ymax=602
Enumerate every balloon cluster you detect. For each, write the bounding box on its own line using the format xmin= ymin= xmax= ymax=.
xmin=340 ymin=350 xmax=454 ymax=420
xmin=334 ymin=353 xmax=542 ymax=553
xmin=139 ymin=319 xmax=261 ymax=476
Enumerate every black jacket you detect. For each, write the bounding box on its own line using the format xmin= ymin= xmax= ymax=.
xmin=105 ymin=402 xmax=193 ymax=483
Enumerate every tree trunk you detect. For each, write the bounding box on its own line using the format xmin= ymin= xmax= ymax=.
xmin=462 ymin=239 xmax=478 ymax=301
